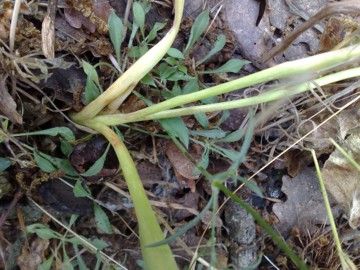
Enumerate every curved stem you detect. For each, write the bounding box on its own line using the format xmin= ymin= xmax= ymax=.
xmin=86 ymin=120 xmax=179 ymax=270
xmin=71 ymin=0 xmax=185 ymax=122
xmin=93 ymin=65 xmax=360 ymax=126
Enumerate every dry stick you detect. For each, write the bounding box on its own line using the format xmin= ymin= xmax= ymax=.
xmin=262 ymin=1 xmax=360 ymax=62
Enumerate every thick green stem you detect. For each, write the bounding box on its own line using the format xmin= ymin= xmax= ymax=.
xmin=86 ymin=120 xmax=178 ymax=270
xmin=93 ymin=66 xmax=360 ymax=125
xmin=71 ymin=0 xmax=184 ymax=122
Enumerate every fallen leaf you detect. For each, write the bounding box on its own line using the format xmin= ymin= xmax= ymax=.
xmin=17 ymin=237 xmax=49 ymax=270
xmin=273 ymin=167 xmax=341 ymax=235
xmin=0 ymin=77 xmax=22 ymax=124
xmin=322 ymin=134 xmax=360 ymax=228
xmin=165 ymin=141 xmax=201 ymax=192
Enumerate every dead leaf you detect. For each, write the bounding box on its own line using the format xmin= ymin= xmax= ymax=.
xmin=17 ymin=237 xmax=49 ymax=270
xmin=322 ymin=134 xmax=360 ymax=228
xmin=165 ymin=141 xmax=201 ymax=192
xmin=0 ymin=77 xmax=22 ymax=124
xmin=273 ymin=167 xmax=341 ymax=235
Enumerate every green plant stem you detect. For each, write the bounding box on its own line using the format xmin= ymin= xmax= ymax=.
xmin=71 ymin=0 xmax=184 ymax=122
xmin=310 ymin=149 xmax=356 ymax=270
xmin=85 ymin=120 xmax=178 ymax=270
xmin=93 ymin=65 xmax=360 ymax=125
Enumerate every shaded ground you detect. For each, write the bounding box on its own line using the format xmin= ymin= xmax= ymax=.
xmin=0 ymin=0 xmax=360 ymax=269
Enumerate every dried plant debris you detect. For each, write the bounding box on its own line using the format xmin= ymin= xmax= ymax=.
xmin=273 ymin=167 xmax=341 ymax=235
xmin=0 ymin=76 xmax=23 ymax=124
xmin=322 ymin=134 xmax=360 ymax=229
xmin=38 ymin=178 xmax=93 ymax=215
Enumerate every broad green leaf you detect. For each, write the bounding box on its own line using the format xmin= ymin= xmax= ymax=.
xmin=128 ymin=44 xmax=149 ymax=58
xmin=0 ymin=158 xmax=11 ymax=171
xmin=167 ymin=72 xmax=194 ymax=81
xmin=13 ymin=127 xmax=75 ymax=141
xmin=80 ymin=144 xmax=110 ymax=177
xmin=194 ymin=113 xmax=209 ymax=128
xmin=147 ymin=22 xmax=167 ymax=42
xmin=108 ymin=10 xmax=124 ymax=64
xmin=183 ymin=79 xmax=199 ymax=94
xmin=167 ymin=48 xmax=184 ymax=59
xmin=199 ymin=59 xmax=250 ymax=74
xmin=73 ymin=180 xmax=91 ymax=197
xmin=160 ymin=118 xmax=189 ymax=148
xmin=196 ymin=34 xmax=226 ymax=66
xmin=133 ymin=1 xmax=145 ymax=37
xmin=184 ymin=9 xmax=209 ymax=55
xmin=34 ymin=151 xmax=56 ymax=173
xmin=158 ymin=63 xmax=177 ymax=82
xmin=140 ymin=73 xmax=156 ymax=87
xmin=94 ymin=204 xmax=112 ymax=234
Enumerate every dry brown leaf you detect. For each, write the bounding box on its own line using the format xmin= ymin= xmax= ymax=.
xmin=0 ymin=77 xmax=22 ymax=124
xmin=165 ymin=141 xmax=201 ymax=192
xmin=17 ymin=237 xmax=49 ymax=270
xmin=322 ymin=134 xmax=360 ymax=228
xmin=273 ymin=167 xmax=340 ymax=235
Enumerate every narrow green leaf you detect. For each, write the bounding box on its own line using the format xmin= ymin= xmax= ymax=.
xmin=194 ymin=113 xmax=209 ymax=128
xmin=147 ymin=22 xmax=167 ymax=42
xmin=220 ymin=128 xmax=247 ymax=143
xmin=80 ymin=143 xmax=110 ymax=177
xmin=158 ymin=63 xmax=177 ymax=82
xmin=73 ymin=180 xmax=91 ymax=197
xmin=133 ymin=1 xmax=145 ymax=37
xmin=215 ymin=183 xmax=308 ymax=270
xmin=160 ymin=118 xmax=189 ymax=148
xmin=84 ymin=76 xmax=101 ymax=104
xmin=148 ymin=194 xmax=214 ymax=247
xmin=196 ymin=34 xmax=226 ymax=66
xmin=13 ymin=127 xmax=75 ymax=141
xmin=39 ymin=255 xmax=54 ymax=270
xmin=193 ymin=149 xmax=209 ymax=175
xmin=0 ymin=158 xmax=12 ymax=171
xmin=34 ymin=151 xmax=56 ymax=173
xmin=35 ymin=228 xmax=61 ymax=239
xmin=94 ymin=204 xmax=112 ymax=234
xmin=90 ymin=238 xmax=108 ymax=250
xmin=199 ymin=59 xmax=250 ymax=74
xmin=184 ymin=9 xmax=209 ymax=55
xmin=237 ymin=176 xmax=262 ymax=197
xmin=82 ymin=60 xmax=100 ymax=88
xmin=167 ymin=48 xmax=184 ymax=59
xmin=108 ymin=10 xmax=124 ymax=64
xmin=60 ymin=139 xmax=73 ymax=156
xmin=190 ymin=129 xmax=226 ymax=139
xmin=62 ymin=248 xmax=74 ymax=270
